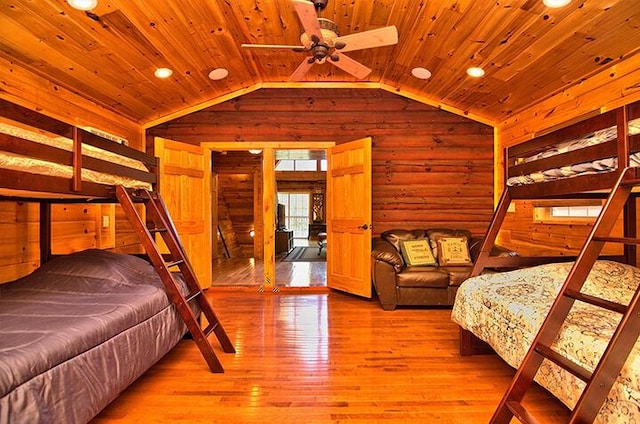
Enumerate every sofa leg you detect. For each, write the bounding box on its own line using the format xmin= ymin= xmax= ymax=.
xmin=380 ymin=303 xmax=396 ymax=311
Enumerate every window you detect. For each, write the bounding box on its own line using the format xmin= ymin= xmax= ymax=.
xmin=275 ymin=159 xmax=322 ymax=171
xmin=550 ymin=205 xmax=603 ymax=218
xmin=277 ymin=192 xmax=311 ymax=238
xmin=533 ymin=200 xmax=603 ymax=223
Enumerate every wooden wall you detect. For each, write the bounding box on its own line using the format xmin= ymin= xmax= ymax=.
xmin=495 ymin=54 xmax=640 ymax=257
xmin=149 ymin=88 xmax=495 ymax=237
xmin=0 ymin=59 xmax=145 ymax=283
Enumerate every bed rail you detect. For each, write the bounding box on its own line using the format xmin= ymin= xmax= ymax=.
xmin=0 ymin=98 xmax=157 ymax=199
xmin=505 ymin=100 xmax=640 ymax=199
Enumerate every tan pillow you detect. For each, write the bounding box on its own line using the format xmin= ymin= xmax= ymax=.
xmin=399 ymin=239 xmax=437 ymax=266
xmin=436 ymin=236 xmax=471 ymax=265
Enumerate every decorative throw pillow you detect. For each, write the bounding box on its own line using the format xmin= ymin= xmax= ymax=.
xmin=399 ymin=239 xmax=437 ymax=266
xmin=436 ymin=236 xmax=472 ymax=265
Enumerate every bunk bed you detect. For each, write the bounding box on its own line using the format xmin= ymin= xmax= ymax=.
xmin=451 ymin=99 xmax=640 ymax=423
xmin=0 ymin=99 xmax=189 ymax=423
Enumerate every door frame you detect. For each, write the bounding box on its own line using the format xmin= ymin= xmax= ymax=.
xmin=202 ymin=141 xmax=334 ymax=291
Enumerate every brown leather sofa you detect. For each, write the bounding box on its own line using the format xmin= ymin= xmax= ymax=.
xmin=371 ymin=228 xmax=516 ymax=310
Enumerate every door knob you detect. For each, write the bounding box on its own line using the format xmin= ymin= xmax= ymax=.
xmin=357 ymin=224 xmax=369 ymax=230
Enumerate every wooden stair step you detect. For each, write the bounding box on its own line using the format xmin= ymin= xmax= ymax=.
xmin=534 ymin=344 xmax=592 ymax=382
xmin=505 ymin=401 xmax=541 ymax=424
xmin=592 ymin=235 xmax=640 ymax=245
xmin=184 ymin=290 xmax=202 ymax=303
xmin=564 ymin=288 xmax=627 ymax=314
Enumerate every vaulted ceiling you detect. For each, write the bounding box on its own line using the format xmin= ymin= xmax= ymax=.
xmin=1 ymin=0 xmax=638 ymax=126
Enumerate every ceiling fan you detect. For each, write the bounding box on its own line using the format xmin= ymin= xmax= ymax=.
xmin=241 ymin=0 xmax=398 ymax=81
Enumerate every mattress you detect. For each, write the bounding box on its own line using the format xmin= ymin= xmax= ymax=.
xmin=0 ymin=122 xmax=151 ymax=189
xmin=507 ymin=118 xmax=640 ymax=186
xmin=451 ymin=260 xmax=640 ymax=423
xmin=0 ymin=249 xmax=187 ymax=423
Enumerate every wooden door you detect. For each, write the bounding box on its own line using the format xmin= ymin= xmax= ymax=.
xmin=327 ymin=137 xmax=372 ymax=297
xmin=155 ymin=137 xmax=211 ymax=288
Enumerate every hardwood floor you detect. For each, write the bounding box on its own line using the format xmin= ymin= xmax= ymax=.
xmin=92 ymin=290 xmax=570 ymax=423
xmin=212 ymin=240 xmax=327 ymax=289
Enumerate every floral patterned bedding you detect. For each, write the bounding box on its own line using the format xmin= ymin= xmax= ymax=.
xmin=507 ymin=118 xmax=640 ymax=186
xmin=451 ymin=260 xmax=640 ymax=423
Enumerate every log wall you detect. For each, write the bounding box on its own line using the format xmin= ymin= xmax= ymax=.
xmin=149 ymin=88 xmax=496 ymax=237
xmin=496 ymin=55 xmax=640 ymax=256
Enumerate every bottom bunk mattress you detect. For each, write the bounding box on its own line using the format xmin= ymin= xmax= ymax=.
xmin=0 ymin=249 xmax=189 ymax=424
xmin=451 ymin=260 xmax=640 ymax=423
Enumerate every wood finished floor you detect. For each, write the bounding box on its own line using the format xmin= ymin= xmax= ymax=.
xmin=92 ymin=290 xmax=570 ymax=423
xmin=212 ymin=239 xmax=327 ymax=289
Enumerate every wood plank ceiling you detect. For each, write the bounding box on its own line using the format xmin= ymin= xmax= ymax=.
xmin=0 ymin=0 xmax=638 ymax=125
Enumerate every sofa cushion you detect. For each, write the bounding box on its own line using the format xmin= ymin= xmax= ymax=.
xmin=399 ymin=239 xmax=437 ymax=266
xmin=440 ymin=265 xmax=473 ymax=286
xmin=397 ymin=266 xmax=449 ymax=288
xmin=381 ymin=229 xmax=427 ymax=252
xmin=426 ymin=228 xmax=472 ymax=258
xmin=436 ymin=236 xmax=472 ymax=265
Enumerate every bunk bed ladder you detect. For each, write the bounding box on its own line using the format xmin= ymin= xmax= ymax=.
xmin=491 ymin=166 xmax=640 ymax=423
xmin=115 ymin=185 xmax=235 ymax=373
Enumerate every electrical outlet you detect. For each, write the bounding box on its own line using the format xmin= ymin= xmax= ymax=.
xmin=102 ymin=215 xmax=110 ymax=228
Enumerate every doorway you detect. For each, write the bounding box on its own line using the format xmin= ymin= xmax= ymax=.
xmin=206 ymin=142 xmax=333 ymax=289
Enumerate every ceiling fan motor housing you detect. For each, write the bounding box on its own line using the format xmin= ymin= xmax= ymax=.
xmin=300 ymin=18 xmax=340 ymax=49
xmin=311 ymin=0 xmax=329 ymax=11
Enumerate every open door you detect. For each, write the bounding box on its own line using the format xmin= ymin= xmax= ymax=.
xmin=154 ymin=137 xmax=211 ymax=288
xmin=327 ymin=137 xmax=372 ymax=297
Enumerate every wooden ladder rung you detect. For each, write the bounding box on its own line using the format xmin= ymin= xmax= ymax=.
xmin=534 ymin=344 xmax=592 ymax=382
xmin=148 ymin=227 xmax=168 ymax=234
xmin=592 ymin=236 xmax=640 ymax=245
xmin=166 ymin=259 xmax=184 ymax=268
xmin=185 ymin=290 xmax=202 ymax=303
xmin=564 ymin=289 xmax=628 ymax=314
xmin=505 ymin=401 xmax=541 ymax=424
xmin=203 ymin=322 xmax=220 ymax=338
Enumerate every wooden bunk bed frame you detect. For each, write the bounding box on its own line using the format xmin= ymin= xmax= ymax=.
xmin=0 ymin=98 xmax=235 ymax=373
xmin=463 ymin=99 xmax=640 ymax=423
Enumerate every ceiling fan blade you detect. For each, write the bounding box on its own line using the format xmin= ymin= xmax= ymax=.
xmin=289 ymin=57 xmax=315 ymax=81
xmin=334 ymin=26 xmax=398 ymax=53
xmin=293 ymin=0 xmax=323 ymax=42
xmin=241 ymin=43 xmax=307 ymax=50
xmin=329 ymin=52 xmax=371 ymax=79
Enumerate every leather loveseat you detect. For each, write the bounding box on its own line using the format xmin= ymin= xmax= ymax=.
xmin=371 ymin=228 xmax=515 ymax=310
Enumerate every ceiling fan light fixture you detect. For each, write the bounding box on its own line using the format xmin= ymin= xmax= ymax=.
xmin=466 ymin=66 xmax=485 ymax=78
xmin=208 ymin=68 xmax=229 ymax=80
xmin=411 ymin=67 xmax=432 ymax=80
xmin=67 ymin=0 xmax=97 ymax=10
xmin=154 ymin=67 xmax=173 ymax=79
xmin=543 ymin=0 xmax=572 ymax=7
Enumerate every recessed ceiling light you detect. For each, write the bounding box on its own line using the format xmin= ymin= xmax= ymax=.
xmin=543 ymin=0 xmax=571 ymax=7
xmin=411 ymin=67 xmax=432 ymax=80
xmin=466 ymin=67 xmax=485 ymax=78
xmin=154 ymin=68 xmax=173 ymax=79
xmin=208 ymin=68 xmax=229 ymax=80
xmin=67 ymin=0 xmax=97 ymax=10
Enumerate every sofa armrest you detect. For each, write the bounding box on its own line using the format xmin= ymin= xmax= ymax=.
xmin=469 ymin=237 xmax=518 ymax=263
xmin=372 ymin=237 xmax=404 ymax=273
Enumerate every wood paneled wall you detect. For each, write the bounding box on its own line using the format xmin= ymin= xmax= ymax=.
xmin=149 ymin=88 xmax=495 ymax=237
xmin=496 ymin=57 xmax=640 ymax=257
xmin=0 ymin=62 xmax=145 ymax=283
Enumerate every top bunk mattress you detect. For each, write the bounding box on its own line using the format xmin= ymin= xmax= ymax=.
xmin=507 ymin=117 xmax=640 ymax=186
xmin=0 ymin=249 xmax=181 ymax=399
xmin=0 ymin=122 xmax=152 ymax=190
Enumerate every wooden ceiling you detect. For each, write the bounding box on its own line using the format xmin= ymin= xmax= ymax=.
xmin=1 ymin=0 xmax=639 ymax=126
